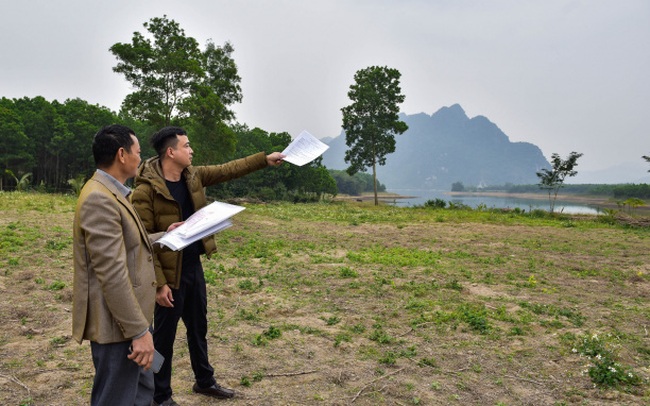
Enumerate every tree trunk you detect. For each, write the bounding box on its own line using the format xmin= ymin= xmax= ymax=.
xmin=372 ymin=161 xmax=378 ymax=206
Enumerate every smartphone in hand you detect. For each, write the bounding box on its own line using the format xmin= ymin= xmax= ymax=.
xmin=129 ymin=346 xmax=165 ymax=373
xmin=151 ymin=349 xmax=165 ymax=373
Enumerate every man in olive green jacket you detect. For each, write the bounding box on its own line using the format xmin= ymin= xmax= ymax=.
xmin=131 ymin=126 xmax=284 ymax=405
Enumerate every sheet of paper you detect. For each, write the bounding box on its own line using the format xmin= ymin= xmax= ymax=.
xmin=156 ymin=220 xmax=233 ymax=251
xmin=155 ymin=201 xmax=245 ymax=251
xmin=176 ymin=201 xmax=244 ymax=238
xmin=281 ymin=130 xmax=330 ymax=166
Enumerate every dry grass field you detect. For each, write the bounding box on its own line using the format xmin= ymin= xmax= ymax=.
xmin=1 ymin=191 xmax=650 ymax=405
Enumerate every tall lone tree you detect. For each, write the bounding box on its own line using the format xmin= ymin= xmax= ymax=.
xmin=341 ymin=66 xmax=408 ymax=205
xmin=536 ymin=151 xmax=583 ymax=213
xmin=110 ymin=15 xmax=242 ymax=160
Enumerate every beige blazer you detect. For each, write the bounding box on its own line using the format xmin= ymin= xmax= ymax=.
xmin=72 ymin=172 xmax=160 ymax=344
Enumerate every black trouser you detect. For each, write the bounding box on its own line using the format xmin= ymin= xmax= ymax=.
xmin=153 ymin=262 xmax=215 ymax=403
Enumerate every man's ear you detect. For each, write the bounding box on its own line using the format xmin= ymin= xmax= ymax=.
xmin=117 ymin=147 xmax=126 ymax=164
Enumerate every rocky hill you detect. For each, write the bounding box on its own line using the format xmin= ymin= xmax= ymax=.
xmin=321 ymin=104 xmax=551 ymax=190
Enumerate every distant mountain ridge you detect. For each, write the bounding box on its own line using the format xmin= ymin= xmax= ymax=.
xmin=321 ymin=104 xmax=551 ymax=190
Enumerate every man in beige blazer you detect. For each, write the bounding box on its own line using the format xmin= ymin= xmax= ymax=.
xmin=73 ymin=124 xmax=177 ymax=405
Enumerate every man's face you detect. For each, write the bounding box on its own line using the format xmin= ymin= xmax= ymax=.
xmin=171 ymin=135 xmax=193 ymax=168
xmin=124 ymin=134 xmax=141 ymax=178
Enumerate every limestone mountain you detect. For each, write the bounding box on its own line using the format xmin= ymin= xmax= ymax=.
xmin=321 ymin=104 xmax=551 ymax=190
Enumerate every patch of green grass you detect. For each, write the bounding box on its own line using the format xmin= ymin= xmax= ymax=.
xmin=378 ymin=350 xmax=398 ymax=365
xmin=252 ymin=325 xmax=282 ymax=346
xmin=50 ymin=336 xmax=68 ymax=347
xmin=349 ymin=323 xmax=366 ymax=334
xmin=457 ymin=303 xmax=491 ymax=334
xmin=238 ymin=278 xmax=259 ymax=291
xmin=237 ymin=306 xmax=264 ymax=322
xmin=240 ymin=376 xmax=252 ymax=387
xmin=47 ymin=280 xmax=66 ymax=291
xmin=405 ymin=298 xmax=435 ymax=311
xmin=323 ymin=315 xmax=340 ymax=325
xmin=334 ymin=332 xmax=352 ymax=347
xmin=444 ymin=279 xmax=463 ymax=291
xmin=519 ymin=301 xmax=585 ymax=327
xmin=284 ymin=324 xmax=326 ymax=337
xmin=338 ymin=266 xmax=358 ymax=278
xmin=508 ymin=326 xmax=526 ymax=336
xmin=399 ymin=280 xmax=439 ymax=297
xmin=45 ymin=238 xmax=69 ymax=250
xmin=369 ymin=325 xmax=395 ymax=344
xmin=418 ymin=357 xmax=437 ymax=368
xmin=203 ymin=268 xmax=219 ymax=286
xmin=347 ymin=245 xmax=440 ymax=267
xmin=18 ymin=397 xmax=34 ymax=406
xmin=0 ymin=222 xmax=41 ymax=254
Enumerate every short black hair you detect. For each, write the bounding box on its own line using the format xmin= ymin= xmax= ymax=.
xmin=151 ymin=126 xmax=187 ymax=158
xmin=92 ymin=125 xmax=136 ymax=168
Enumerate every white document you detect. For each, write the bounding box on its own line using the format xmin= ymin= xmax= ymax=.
xmin=155 ymin=201 xmax=245 ymax=251
xmin=281 ymin=130 xmax=330 ymax=166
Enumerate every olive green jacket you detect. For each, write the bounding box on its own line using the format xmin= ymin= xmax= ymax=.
xmin=131 ymin=152 xmax=268 ymax=289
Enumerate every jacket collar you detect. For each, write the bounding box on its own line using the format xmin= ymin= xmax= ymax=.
xmin=95 ymin=169 xmax=131 ymax=198
xmin=91 ymin=172 xmax=153 ymax=251
xmin=137 ymin=156 xmax=196 ymax=200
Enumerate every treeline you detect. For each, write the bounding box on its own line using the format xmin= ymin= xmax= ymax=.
xmin=0 ymin=96 xmax=342 ymax=201
xmin=1 ymin=96 xmax=121 ymax=191
xmin=499 ymin=183 xmax=650 ymax=199
xmin=1 ymin=16 xmax=393 ymax=202
xmin=328 ymin=170 xmax=386 ymax=196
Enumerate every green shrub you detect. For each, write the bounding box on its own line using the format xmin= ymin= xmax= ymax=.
xmin=572 ymin=332 xmax=642 ymax=390
xmin=423 ymin=198 xmax=446 ymax=209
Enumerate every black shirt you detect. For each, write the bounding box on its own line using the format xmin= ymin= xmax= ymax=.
xmin=165 ymin=178 xmax=205 ymax=280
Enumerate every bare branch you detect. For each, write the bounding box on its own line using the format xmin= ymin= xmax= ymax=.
xmin=350 ymin=367 xmax=406 ymax=403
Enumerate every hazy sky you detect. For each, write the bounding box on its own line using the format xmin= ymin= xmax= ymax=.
xmin=1 ymin=0 xmax=648 ymax=174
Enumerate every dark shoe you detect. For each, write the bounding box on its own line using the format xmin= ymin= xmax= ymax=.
xmin=192 ymin=382 xmax=235 ymax=399
xmin=151 ymin=398 xmax=179 ymax=406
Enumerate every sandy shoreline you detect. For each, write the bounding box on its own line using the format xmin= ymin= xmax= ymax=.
xmin=336 ymin=191 xmax=650 ymax=213
xmin=336 ymin=191 xmax=616 ymax=205
xmin=447 ymin=191 xmax=615 ymax=205
xmin=448 ymin=191 xmax=650 ymax=213
xmin=334 ymin=192 xmax=416 ymax=201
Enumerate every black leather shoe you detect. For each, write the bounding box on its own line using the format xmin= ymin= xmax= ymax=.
xmin=192 ymin=382 xmax=235 ymax=399
xmin=151 ymin=398 xmax=179 ymax=406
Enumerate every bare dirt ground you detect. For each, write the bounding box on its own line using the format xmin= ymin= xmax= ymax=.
xmin=1 ymin=193 xmax=650 ymax=405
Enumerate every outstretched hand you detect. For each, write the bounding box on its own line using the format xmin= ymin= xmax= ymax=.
xmin=267 ymin=152 xmax=285 ymax=166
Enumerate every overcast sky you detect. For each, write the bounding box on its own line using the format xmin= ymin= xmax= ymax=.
xmin=1 ymin=0 xmax=648 ymax=175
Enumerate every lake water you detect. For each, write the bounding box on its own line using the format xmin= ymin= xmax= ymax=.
xmin=385 ymin=189 xmax=601 ymax=215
